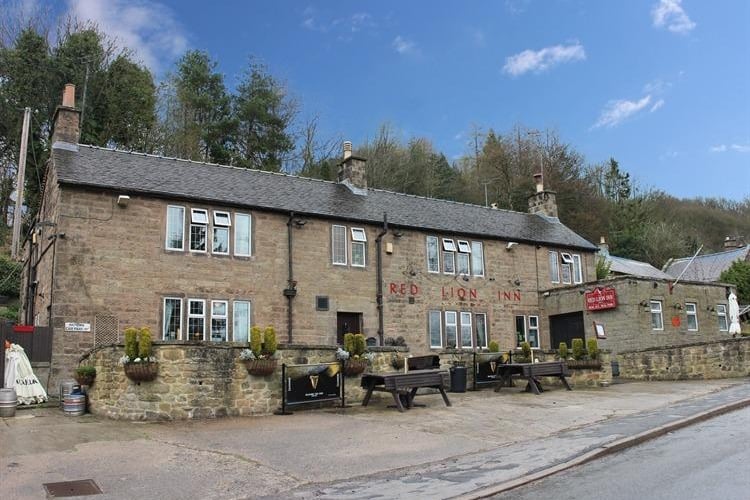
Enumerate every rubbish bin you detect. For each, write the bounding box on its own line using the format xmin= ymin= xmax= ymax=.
xmin=449 ymin=365 xmax=467 ymax=393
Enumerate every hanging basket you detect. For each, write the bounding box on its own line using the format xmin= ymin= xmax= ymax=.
xmin=123 ymin=362 xmax=159 ymax=382
xmin=344 ymin=358 xmax=368 ymax=377
xmin=74 ymin=374 xmax=96 ymax=386
xmin=244 ymin=358 xmax=277 ymax=376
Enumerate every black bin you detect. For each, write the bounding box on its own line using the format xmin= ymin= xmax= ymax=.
xmin=449 ymin=365 xmax=467 ymax=393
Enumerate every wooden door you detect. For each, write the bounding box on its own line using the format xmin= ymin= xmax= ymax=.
xmin=550 ymin=311 xmax=585 ymax=348
xmin=336 ymin=312 xmax=362 ymax=345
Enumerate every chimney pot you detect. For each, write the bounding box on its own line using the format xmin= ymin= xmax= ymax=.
xmin=62 ymin=84 xmax=76 ymax=108
xmin=343 ymin=141 xmax=353 ymax=160
xmin=533 ymin=173 xmax=543 ymax=193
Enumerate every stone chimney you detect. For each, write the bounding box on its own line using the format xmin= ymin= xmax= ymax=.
xmin=598 ymin=236 xmax=610 ymax=257
xmin=51 ymin=84 xmax=81 ymax=145
xmin=527 ymin=172 xmax=558 ymax=218
xmin=338 ymin=141 xmax=367 ymax=195
xmin=723 ymin=236 xmax=745 ymax=249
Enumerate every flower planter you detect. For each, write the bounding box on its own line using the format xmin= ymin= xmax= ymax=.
xmin=123 ymin=362 xmax=159 ymax=382
xmin=244 ymin=358 xmax=277 ymax=376
xmin=344 ymin=358 xmax=368 ymax=377
xmin=565 ymin=360 xmax=602 ymax=370
xmin=75 ymin=374 xmax=95 ymax=386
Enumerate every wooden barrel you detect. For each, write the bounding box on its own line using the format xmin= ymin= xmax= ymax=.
xmin=0 ymin=388 xmax=18 ymax=417
xmin=63 ymin=393 xmax=86 ymax=416
xmin=59 ymin=380 xmax=79 ymax=408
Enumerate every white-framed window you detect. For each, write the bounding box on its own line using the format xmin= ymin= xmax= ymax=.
xmin=460 ymin=312 xmax=473 ymax=349
xmin=428 ymin=310 xmax=442 ymax=348
xmin=650 ymin=300 xmax=664 ymax=331
xmin=515 ymin=315 xmax=540 ymax=348
xmin=234 ymin=213 xmax=252 ymax=256
xmin=332 ymin=225 xmax=347 ymax=265
xmin=212 ymin=211 xmax=230 ymax=255
xmin=560 ymin=253 xmax=573 ymax=284
xmin=471 ymin=241 xmax=484 ymax=277
xmin=717 ymin=304 xmax=728 ymax=332
xmin=233 ymin=301 xmax=251 ymax=342
xmin=190 ymin=209 xmax=208 ymax=252
xmin=163 ymin=297 xmax=182 ymax=340
xmin=456 ymin=240 xmax=471 ymax=276
xmin=351 ymin=227 xmax=366 ymax=267
xmin=475 ymin=313 xmax=488 ymax=349
xmin=572 ymin=254 xmax=583 ymax=284
xmin=685 ymin=302 xmax=698 ymax=331
xmin=426 ymin=236 xmax=440 ymax=273
xmin=442 ymin=239 xmax=456 ymax=274
xmin=549 ymin=251 xmax=560 ymax=283
xmin=445 ymin=311 xmax=458 ymax=348
xmin=187 ymin=299 xmax=206 ymax=340
xmin=211 ymin=300 xmax=228 ymax=342
xmin=165 ymin=205 xmax=185 ymax=251
xmin=457 ymin=240 xmax=471 ymax=253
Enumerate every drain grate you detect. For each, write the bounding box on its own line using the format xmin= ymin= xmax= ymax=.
xmin=43 ymin=479 xmax=102 ymax=497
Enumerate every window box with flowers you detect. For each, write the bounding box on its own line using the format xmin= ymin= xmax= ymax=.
xmin=120 ymin=327 xmax=158 ymax=382
xmin=240 ymin=326 xmax=278 ymax=376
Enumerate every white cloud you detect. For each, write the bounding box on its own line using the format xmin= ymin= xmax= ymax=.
xmin=649 ymin=99 xmax=665 ymax=112
xmin=593 ymin=95 xmax=653 ymax=129
xmin=502 ymin=42 xmax=586 ymax=76
xmin=710 ymin=143 xmax=750 ymax=153
xmin=731 ymin=144 xmax=750 ymax=153
xmin=710 ymin=145 xmax=728 ymax=152
xmin=652 ymin=0 xmax=696 ymax=34
xmin=66 ymin=0 xmax=187 ymax=72
xmin=301 ymin=9 xmax=376 ymax=40
xmin=392 ymin=35 xmax=419 ymax=56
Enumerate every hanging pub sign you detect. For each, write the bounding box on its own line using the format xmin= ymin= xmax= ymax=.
xmin=277 ymin=362 xmax=344 ymax=414
xmin=585 ymin=287 xmax=618 ymax=311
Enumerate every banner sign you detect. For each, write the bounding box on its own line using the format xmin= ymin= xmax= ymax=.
xmin=585 ymin=287 xmax=618 ymax=311
xmin=282 ymin=362 xmax=343 ymax=408
xmin=474 ymin=353 xmax=505 ymax=387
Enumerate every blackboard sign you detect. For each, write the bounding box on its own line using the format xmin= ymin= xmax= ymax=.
xmin=283 ymin=362 xmax=343 ymax=408
xmin=474 ymin=353 xmax=505 ymax=387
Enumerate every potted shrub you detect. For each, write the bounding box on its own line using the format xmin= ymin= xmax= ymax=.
xmin=74 ymin=365 xmax=96 ymax=386
xmin=558 ymin=342 xmax=569 ymax=360
xmin=514 ymin=341 xmax=532 ymax=363
xmin=565 ymin=338 xmax=602 ymax=369
xmin=337 ymin=333 xmax=370 ymax=376
xmin=240 ymin=326 xmax=278 ymax=376
xmin=488 ymin=340 xmax=500 ymax=352
xmin=121 ymin=327 xmax=158 ymax=382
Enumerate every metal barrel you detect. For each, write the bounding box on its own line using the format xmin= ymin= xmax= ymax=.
xmin=63 ymin=393 xmax=86 ymax=416
xmin=0 ymin=388 xmax=17 ymax=417
xmin=59 ymin=380 xmax=79 ymax=408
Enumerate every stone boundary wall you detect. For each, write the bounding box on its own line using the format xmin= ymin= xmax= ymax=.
xmin=617 ymin=337 xmax=750 ymax=381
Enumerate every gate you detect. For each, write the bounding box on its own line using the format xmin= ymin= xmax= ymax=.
xmin=0 ymin=322 xmax=53 ymax=388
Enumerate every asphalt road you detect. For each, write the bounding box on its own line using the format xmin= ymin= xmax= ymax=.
xmin=494 ymin=406 xmax=750 ymax=500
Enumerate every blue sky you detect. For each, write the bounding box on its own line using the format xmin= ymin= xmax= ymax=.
xmin=47 ymin=0 xmax=750 ymax=200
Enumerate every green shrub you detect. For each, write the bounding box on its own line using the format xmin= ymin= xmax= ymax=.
xmin=572 ymin=338 xmax=585 ymax=360
xmin=138 ymin=327 xmax=153 ymax=358
xmin=559 ymin=342 xmax=569 ymax=359
xmin=250 ymin=326 xmax=263 ymax=357
xmin=521 ymin=341 xmax=531 ymax=360
xmin=0 ymin=255 xmax=22 ymax=297
xmin=263 ymin=326 xmax=277 ymax=356
xmin=587 ymin=338 xmax=599 ymax=360
xmin=76 ymin=365 xmax=96 ymax=377
xmin=0 ymin=304 xmax=19 ymax=321
xmin=488 ymin=340 xmax=500 ymax=352
xmin=124 ymin=327 xmax=139 ymax=359
xmin=343 ymin=332 xmax=354 ymax=354
xmin=353 ymin=333 xmax=366 ymax=357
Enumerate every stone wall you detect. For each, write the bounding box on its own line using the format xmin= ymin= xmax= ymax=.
xmin=617 ymin=337 xmax=750 ymax=381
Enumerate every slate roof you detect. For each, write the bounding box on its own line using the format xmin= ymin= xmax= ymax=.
xmin=51 ymin=144 xmax=597 ymax=251
xmin=663 ymin=245 xmax=750 ymax=282
xmin=607 ymin=255 xmax=672 ymax=280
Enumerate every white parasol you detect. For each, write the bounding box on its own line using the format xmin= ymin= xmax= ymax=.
xmin=4 ymin=343 xmax=48 ymax=404
xmin=728 ymin=292 xmax=741 ymax=335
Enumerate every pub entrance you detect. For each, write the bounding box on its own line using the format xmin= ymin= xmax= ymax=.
xmin=336 ymin=312 xmax=362 ymax=345
xmin=549 ymin=311 xmax=585 ymax=348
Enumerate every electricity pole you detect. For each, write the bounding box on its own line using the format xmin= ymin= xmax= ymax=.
xmin=11 ymin=107 xmax=31 ymax=260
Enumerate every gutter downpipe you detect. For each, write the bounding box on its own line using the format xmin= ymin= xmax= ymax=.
xmin=375 ymin=212 xmax=388 ymax=346
xmin=284 ymin=213 xmax=298 ymax=344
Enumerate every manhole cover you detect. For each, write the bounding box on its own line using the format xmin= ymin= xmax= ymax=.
xmin=43 ymin=479 xmax=102 ymax=497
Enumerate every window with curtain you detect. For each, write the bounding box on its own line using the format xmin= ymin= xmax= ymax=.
xmin=233 ymin=301 xmax=251 ymax=343
xmin=163 ymin=297 xmax=182 ymax=340
xmin=166 ymin=206 xmax=184 ymax=250
xmin=234 ymin=213 xmax=251 ymax=256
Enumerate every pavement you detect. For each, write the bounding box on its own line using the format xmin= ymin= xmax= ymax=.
xmin=1 ymin=378 xmax=749 ymax=499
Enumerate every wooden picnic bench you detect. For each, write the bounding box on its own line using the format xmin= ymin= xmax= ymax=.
xmin=361 ymin=369 xmax=451 ymax=412
xmin=494 ymin=361 xmax=572 ymax=395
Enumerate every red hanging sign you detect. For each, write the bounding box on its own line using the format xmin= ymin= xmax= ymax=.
xmin=585 ymin=287 xmax=618 ymax=311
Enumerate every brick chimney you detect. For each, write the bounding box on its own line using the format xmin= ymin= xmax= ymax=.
xmin=51 ymin=84 xmax=81 ymax=145
xmin=527 ymin=172 xmax=558 ymax=218
xmin=338 ymin=141 xmax=367 ymax=195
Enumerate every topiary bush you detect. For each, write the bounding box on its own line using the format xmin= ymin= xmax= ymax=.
xmin=343 ymin=333 xmax=355 ymax=354
xmin=138 ymin=327 xmax=153 ymax=359
xmin=488 ymin=340 xmax=500 ymax=352
xmin=559 ymin=342 xmax=569 ymax=359
xmin=521 ymin=341 xmax=531 ymax=360
xmin=572 ymin=338 xmax=585 ymax=360
xmin=250 ymin=326 xmax=263 ymax=357
xmin=263 ymin=326 xmax=277 ymax=356
xmin=353 ymin=333 xmax=366 ymax=357
xmin=587 ymin=338 xmax=599 ymax=360
xmin=124 ymin=327 xmax=139 ymax=359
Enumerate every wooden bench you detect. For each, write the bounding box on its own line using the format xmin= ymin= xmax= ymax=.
xmin=494 ymin=361 xmax=572 ymax=395
xmin=361 ymin=369 xmax=451 ymax=412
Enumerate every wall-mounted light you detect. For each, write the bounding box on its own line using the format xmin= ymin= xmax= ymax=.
xmin=673 ymin=303 xmax=683 ymax=310
xmin=639 ymin=300 xmax=649 ymax=307
xmin=506 ymin=242 xmax=518 ymax=251
xmin=117 ymin=195 xmax=130 ymax=207
xmin=393 ymin=230 xmax=404 ymax=238
xmin=294 ymin=218 xmax=307 ymax=227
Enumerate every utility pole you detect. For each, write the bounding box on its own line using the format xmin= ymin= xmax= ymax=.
xmin=11 ymin=107 xmax=31 ymax=260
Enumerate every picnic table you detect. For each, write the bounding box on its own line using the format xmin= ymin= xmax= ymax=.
xmin=494 ymin=361 xmax=572 ymax=395
xmin=360 ymin=369 xmax=451 ymax=412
